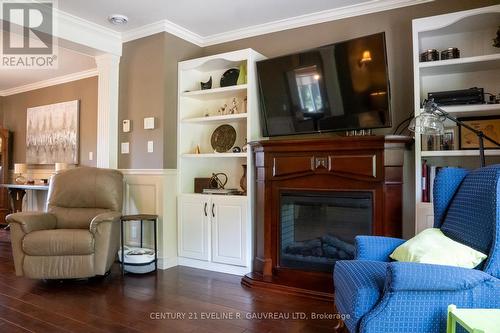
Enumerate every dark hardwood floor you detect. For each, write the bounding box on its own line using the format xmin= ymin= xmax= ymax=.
xmin=0 ymin=229 xmax=342 ymax=333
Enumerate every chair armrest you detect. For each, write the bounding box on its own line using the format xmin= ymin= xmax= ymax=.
xmin=6 ymin=212 xmax=57 ymax=233
xmin=387 ymin=262 xmax=493 ymax=292
xmin=89 ymin=212 xmax=121 ymax=234
xmin=355 ymin=236 xmax=406 ymax=261
xmin=89 ymin=211 xmax=121 ymax=275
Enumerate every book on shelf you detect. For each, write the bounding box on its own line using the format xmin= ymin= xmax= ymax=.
xmin=421 ymin=160 xmax=443 ymax=203
xmin=422 ymin=160 xmax=429 ymax=203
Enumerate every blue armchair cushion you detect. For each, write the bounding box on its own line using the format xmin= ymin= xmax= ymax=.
xmin=433 ymin=167 xmax=468 ymax=227
xmin=334 ymin=260 xmax=388 ymax=332
xmin=386 ymin=262 xmax=494 ymax=292
xmin=355 ymin=236 xmax=405 ymax=262
xmin=441 ymin=165 xmax=500 ymax=254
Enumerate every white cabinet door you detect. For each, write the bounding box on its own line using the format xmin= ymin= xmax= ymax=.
xmin=211 ymin=196 xmax=247 ymax=266
xmin=178 ymin=195 xmax=210 ymax=261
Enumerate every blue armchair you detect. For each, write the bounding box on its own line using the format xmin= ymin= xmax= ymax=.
xmin=334 ymin=165 xmax=500 ymax=333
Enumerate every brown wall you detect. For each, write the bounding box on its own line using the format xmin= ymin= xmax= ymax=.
xmin=119 ymin=0 xmax=496 ymax=169
xmin=118 ymin=32 xmax=202 ymax=169
xmin=203 ymin=0 xmax=498 ymax=137
xmin=163 ymin=33 xmax=204 ymax=168
xmin=2 ymin=76 xmax=98 ymax=167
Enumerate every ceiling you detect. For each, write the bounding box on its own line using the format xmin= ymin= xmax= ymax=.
xmin=0 ymin=0 xmax=431 ymax=93
xmin=0 ymin=33 xmax=96 ymax=92
xmin=60 ymin=0 xmax=377 ymax=36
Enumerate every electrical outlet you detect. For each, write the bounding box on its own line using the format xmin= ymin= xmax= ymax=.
xmin=147 ymin=141 xmax=154 ymax=153
xmin=89 ymin=151 xmax=93 ymax=161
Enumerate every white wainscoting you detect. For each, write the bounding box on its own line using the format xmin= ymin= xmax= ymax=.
xmin=120 ymin=169 xmax=178 ymax=270
xmin=9 ymin=168 xmax=178 ymax=270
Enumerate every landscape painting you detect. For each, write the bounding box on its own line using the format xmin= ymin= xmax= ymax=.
xmin=26 ymin=100 xmax=79 ymax=164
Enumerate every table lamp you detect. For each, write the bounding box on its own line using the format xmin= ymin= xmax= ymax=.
xmin=14 ymin=163 xmax=27 ymax=184
xmin=409 ymin=99 xmax=500 ymax=167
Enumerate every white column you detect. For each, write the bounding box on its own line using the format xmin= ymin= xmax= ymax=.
xmin=95 ymin=54 xmax=120 ymax=169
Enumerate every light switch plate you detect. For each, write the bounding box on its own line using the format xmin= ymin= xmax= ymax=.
xmin=122 ymin=119 xmax=131 ymax=132
xmin=144 ymin=117 xmax=155 ymax=130
xmin=147 ymin=141 xmax=154 ymax=153
xmin=89 ymin=151 xmax=93 ymax=161
xmin=121 ymin=142 xmax=130 ymax=154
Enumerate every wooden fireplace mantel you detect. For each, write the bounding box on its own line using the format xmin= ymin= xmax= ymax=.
xmin=242 ymin=135 xmax=412 ymax=301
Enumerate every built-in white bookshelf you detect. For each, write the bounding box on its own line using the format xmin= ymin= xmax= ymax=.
xmin=412 ymin=5 xmax=500 ymax=234
xmin=177 ymin=48 xmax=266 ymax=275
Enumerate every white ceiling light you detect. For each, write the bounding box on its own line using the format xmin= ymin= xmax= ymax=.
xmin=108 ymin=14 xmax=128 ymax=25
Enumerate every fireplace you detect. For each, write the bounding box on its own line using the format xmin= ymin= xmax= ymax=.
xmin=242 ymin=135 xmax=411 ymax=300
xmin=280 ymin=191 xmax=372 ymax=272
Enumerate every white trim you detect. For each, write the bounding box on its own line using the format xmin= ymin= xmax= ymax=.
xmin=119 ymin=169 xmax=177 ymax=176
xmin=412 ymin=4 xmax=500 ymax=33
xmin=0 ymin=69 xmax=98 ymax=97
xmin=158 ymin=257 xmax=178 ymax=270
xmin=96 ymin=54 xmax=120 ymax=169
xmin=53 ymin=7 xmax=122 ymax=56
xmin=201 ymin=0 xmax=434 ymax=46
xmin=1 ymin=0 xmax=434 ymax=52
xmin=177 ymin=257 xmax=250 ymax=276
xmin=121 ymin=0 xmax=433 ymax=46
xmin=122 ymin=20 xmax=204 ymax=46
xmin=0 ymin=2 xmax=121 ymax=55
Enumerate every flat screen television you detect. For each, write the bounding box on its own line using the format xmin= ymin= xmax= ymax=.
xmin=257 ymin=32 xmax=392 ymax=137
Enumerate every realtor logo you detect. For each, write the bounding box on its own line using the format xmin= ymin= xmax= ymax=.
xmin=1 ymin=0 xmax=58 ymax=68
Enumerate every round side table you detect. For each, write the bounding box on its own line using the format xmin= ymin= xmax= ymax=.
xmin=120 ymin=214 xmax=158 ymax=275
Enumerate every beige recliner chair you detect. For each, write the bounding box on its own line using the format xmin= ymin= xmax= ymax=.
xmin=7 ymin=167 xmax=123 ymax=279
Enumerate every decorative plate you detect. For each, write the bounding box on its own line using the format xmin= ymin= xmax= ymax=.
xmin=211 ymin=124 xmax=236 ymax=153
xmin=220 ymin=68 xmax=240 ymax=87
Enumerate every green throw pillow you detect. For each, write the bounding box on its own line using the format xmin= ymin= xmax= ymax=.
xmin=390 ymin=228 xmax=487 ymax=268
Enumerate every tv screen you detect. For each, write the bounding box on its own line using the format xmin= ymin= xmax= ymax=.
xmin=257 ymin=32 xmax=391 ymax=137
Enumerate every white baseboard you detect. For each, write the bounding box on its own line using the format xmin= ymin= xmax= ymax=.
xmin=158 ymin=257 xmax=178 ymax=270
xmin=177 ymin=257 xmax=251 ymax=276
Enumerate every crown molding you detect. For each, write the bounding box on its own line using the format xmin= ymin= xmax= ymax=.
xmin=122 ymin=20 xmax=204 ymax=46
xmin=53 ymin=8 xmax=123 ymax=56
xmin=120 ymin=0 xmax=433 ymax=46
xmin=0 ymin=68 xmax=98 ymax=97
xmin=201 ymin=0 xmax=434 ymax=46
xmin=1 ymin=1 xmax=122 ymax=56
xmin=2 ymin=0 xmax=434 ymax=57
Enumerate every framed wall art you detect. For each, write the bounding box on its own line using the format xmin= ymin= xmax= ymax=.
xmin=459 ymin=116 xmax=500 ymax=150
xmin=26 ymin=100 xmax=80 ymax=164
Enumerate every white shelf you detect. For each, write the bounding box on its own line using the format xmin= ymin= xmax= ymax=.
xmin=419 ymin=104 xmax=500 ymax=118
xmin=182 ymin=152 xmax=247 ymax=158
xmin=419 ymin=53 xmax=500 ymax=75
xmin=413 ymin=5 xmax=500 ymax=236
xmin=421 ymin=149 xmax=500 ymax=157
xmin=181 ymin=113 xmax=248 ymax=124
xmin=418 ymin=202 xmax=433 ymax=208
xmin=180 ymin=192 xmax=247 ymax=198
xmin=181 ymin=85 xmax=247 ymax=100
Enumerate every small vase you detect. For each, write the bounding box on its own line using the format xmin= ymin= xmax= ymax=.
xmin=240 ymin=164 xmax=247 ymax=194
xmin=237 ymin=63 xmax=247 ymax=85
